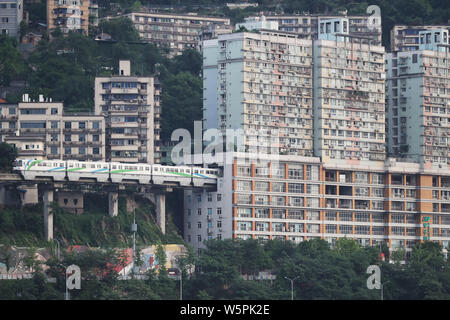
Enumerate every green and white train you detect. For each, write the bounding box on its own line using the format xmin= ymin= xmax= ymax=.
xmin=13 ymin=159 xmax=220 ymax=187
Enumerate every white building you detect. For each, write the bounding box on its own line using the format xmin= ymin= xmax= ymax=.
xmin=235 ymin=15 xmax=279 ymax=32
xmin=0 ymin=0 xmax=23 ymax=38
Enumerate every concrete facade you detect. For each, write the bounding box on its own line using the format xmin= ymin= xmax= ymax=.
xmin=1 ymin=96 xmax=106 ymax=161
xmin=386 ymin=29 xmax=449 ymax=169
xmin=390 ymin=25 xmax=450 ymax=52
xmin=265 ymin=13 xmax=382 ymax=46
xmin=313 ymin=19 xmax=386 ymax=163
xmin=0 ymin=0 xmax=23 ymax=38
xmin=203 ymin=30 xmax=314 ymax=157
xmin=57 ymin=191 xmax=83 ymax=214
xmin=94 ymin=60 xmax=160 ymax=164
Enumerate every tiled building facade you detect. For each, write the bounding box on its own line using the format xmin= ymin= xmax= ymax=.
xmin=185 ymin=153 xmax=450 ymax=254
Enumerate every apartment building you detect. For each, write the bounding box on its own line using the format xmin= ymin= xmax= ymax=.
xmin=386 ymin=29 xmax=450 ymax=169
xmin=47 ymin=0 xmax=98 ymax=36
xmin=184 ymin=153 xmax=450 ymax=254
xmin=0 ymin=0 xmax=23 ymax=38
xmin=265 ymin=13 xmax=382 ymax=46
xmin=390 ymin=25 xmax=450 ymax=52
xmin=94 ymin=60 xmax=160 ymax=164
xmin=203 ymin=30 xmax=314 ymax=157
xmin=124 ymin=12 xmax=230 ymax=56
xmin=313 ymin=18 xmax=386 ymax=163
xmin=1 ymin=95 xmax=105 ymax=160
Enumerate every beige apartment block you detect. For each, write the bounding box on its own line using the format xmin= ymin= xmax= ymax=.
xmin=185 ymin=153 xmax=450 ymax=255
xmin=265 ymin=14 xmax=382 ymax=45
xmin=124 ymin=11 xmax=230 ymax=56
xmin=390 ymin=25 xmax=450 ymax=52
xmin=94 ymin=60 xmax=160 ymax=164
xmin=47 ymin=0 xmax=98 ymax=36
xmin=2 ymin=94 xmax=106 ymax=161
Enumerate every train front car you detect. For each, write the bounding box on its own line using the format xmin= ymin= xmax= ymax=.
xmin=19 ymin=159 xmax=66 ymax=181
xmin=151 ymin=165 xmax=192 ymax=186
xmin=192 ymin=167 xmax=218 ymax=187
xmin=110 ymin=163 xmax=151 ymax=184
xmin=67 ymin=161 xmax=110 ymax=183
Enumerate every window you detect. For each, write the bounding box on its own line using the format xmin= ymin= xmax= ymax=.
xmin=65 ymin=147 xmax=71 ymax=155
xmin=197 ymin=208 xmax=202 ymax=215
xmin=79 ymin=122 xmax=86 ymax=129
xmin=65 ymin=122 xmax=72 ymax=129
xmin=217 ymin=194 xmax=222 ymax=201
xmin=217 ymin=207 xmax=222 ymax=215
xmin=93 ymin=148 xmax=99 ymax=155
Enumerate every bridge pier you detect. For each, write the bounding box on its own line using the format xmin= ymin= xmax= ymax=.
xmin=108 ymin=192 xmax=119 ymax=217
xmin=43 ymin=189 xmax=54 ymax=241
xmin=155 ymin=193 xmax=166 ymax=235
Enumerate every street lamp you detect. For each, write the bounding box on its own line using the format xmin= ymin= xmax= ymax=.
xmin=53 ymin=238 xmax=60 ymax=261
xmin=179 ymin=269 xmax=183 ymax=301
xmin=380 ymin=280 xmax=390 ymax=301
xmin=284 ymin=276 xmax=300 ymax=301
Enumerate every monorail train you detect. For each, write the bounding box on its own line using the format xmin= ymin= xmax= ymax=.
xmin=13 ymin=159 xmax=220 ymax=187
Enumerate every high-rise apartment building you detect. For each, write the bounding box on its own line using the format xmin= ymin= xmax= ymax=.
xmin=1 ymin=95 xmax=106 ymax=160
xmin=94 ymin=60 xmax=160 ymax=164
xmin=265 ymin=13 xmax=382 ymax=46
xmin=47 ymin=0 xmax=98 ymax=36
xmin=390 ymin=25 xmax=450 ymax=52
xmin=313 ymin=18 xmax=386 ymax=163
xmin=0 ymin=0 xmax=23 ymax=38
xmin=124 ymin=12 xmax=230 ymax=56
xmin=184 ymin=153 xmax=450 ymax=254
xmin=386 ymin=29 xmax=450 ymax=169
xmin=203 ymin=30 xmax=314 ymax=157
xmin=203 ymin=20 xmax=385 ymax=162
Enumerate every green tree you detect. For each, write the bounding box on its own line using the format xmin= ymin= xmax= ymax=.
xmin=0 ymin=142 xmax=18 ymax=172
xmin=0 ymin=36 xmax=27 ymax=86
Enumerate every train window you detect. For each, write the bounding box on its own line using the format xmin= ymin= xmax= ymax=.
xmin=119 ymin=166 xmax=122 ymax=169
xmin=154 ymin=168 xmax=158 ymax=171
xmin=82 ymin=164 xmax=86 ymax=168
xmin=194 ymin=170 xmax=199 ymax=173
xmin=90 ymin=165 xmax=95 ymax=169
xmin=139 ymin=167 xmax=143 ymax=171
xmin=186 ymin=169 xmax=190 ymax=173
xmin=97 ymin=165 xmax=101 ymax=169
xmin=180 ymin=169 xmax=184 ymax=173
xmin=60 ymin=163 xmax=64 ymax=167
xmin=112 ymin=165 xmax=116 ymax=169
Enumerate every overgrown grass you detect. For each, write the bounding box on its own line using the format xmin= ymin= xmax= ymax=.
xmin=0 ymin=193 xmax=185 ymax=248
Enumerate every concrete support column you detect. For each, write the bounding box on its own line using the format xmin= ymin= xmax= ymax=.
xmin=156 ymin=193 xmax=166 ymax=235
xmin=43 ymin=189 xmax=54 ymax=241
xmin=108 ymin=192 xmax=119 ymax=217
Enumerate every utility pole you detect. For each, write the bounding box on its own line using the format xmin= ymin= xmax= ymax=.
xmin=131 ymin=207 xmax=137 ymax=278
xmin=380 ymin=281 xmax=390 ymax=301
xmin=284 ymin=276 xmax=300 ymax=301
